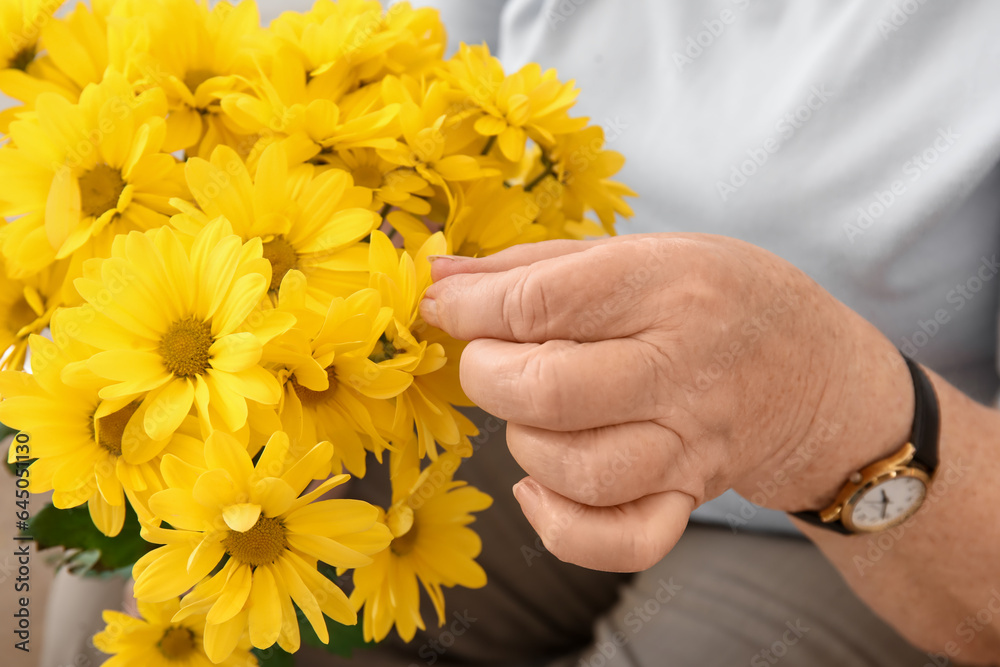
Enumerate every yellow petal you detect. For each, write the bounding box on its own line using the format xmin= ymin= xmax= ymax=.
xmin=283 ymin=499 xmax=378 ymax=538
xmin=44 ymin=165 xmax=81 ymax=251
xmin=285 ymin=533 xmax=372 ymax=569
xmin=206 ymin=562 xmax=252 ymax=624
xmin=143 ymin=379 xmax=195 ymax=440
xmin=286 ymin=551 xmax=356 ymax=625
xmin=88 ymin=492 xmax=126 ymax=537
xmin=204 ymin=430 xmax=254 ymax=480
xmin=133 ymin=544 xmax=203 ymax=602
xmin=209 ymin=333 xmax=262 ymax=372
xmin=273 ymin=566 xmax=301 ymax=654
xmin=279 ymin=441 xmax=334 ymax=495
xmin=473 ymin=114 xmax=506 ymax=136
xmin=159 ymin=453 xmax=204 ymax=490
xmin=203 ymin=608 xmax=249 ymax=664
xmin=248 ymin=565 xmax=282 ymax=649
xmin=273 ymin=555 xmax=328 ymax=643
xmin=148 ymin=488 xmax=214 ymax=532
xmin=498 ymin=125 xmax=526 ymax=162
xmin=208 ymin=366 xmax=280 ymax=406
xmin=212 ymin=273 xmax=268 ymax=336
xmin=250 ymin=431 xmax=289 ymax=482
xmin=186 ymin=535 xmax=226 ymax=579
xmin=204 ymin=374 xmax=249 ymax=432
xmin=253 ymin=478 xmax=295 ymax=518
xmin=165 ymin=107 xmax=204 ymax=153
xmin=87 ymin=349 xmax=166 ymax=382
xmin=192 ymin=468 xmax=241 ymax=510
xmin=223 ymin=503 xmax=261 ymax=533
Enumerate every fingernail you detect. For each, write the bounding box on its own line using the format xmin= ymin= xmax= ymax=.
xmin=428 ymin=254 xmax=460 ymax=263
xmin=419 ymin=298 xmax=438 ymax=324
xmin=513 ymin=480 xmax=539 ymax=520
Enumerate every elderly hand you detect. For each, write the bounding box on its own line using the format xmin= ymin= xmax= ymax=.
xmin=420 ymin=234 xmax=913 ymax=572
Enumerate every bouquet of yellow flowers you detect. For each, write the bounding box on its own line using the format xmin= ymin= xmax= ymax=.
xmin=0 ymin=0 xmax=634 ymax=663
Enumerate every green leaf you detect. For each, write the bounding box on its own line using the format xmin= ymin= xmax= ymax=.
xmin=27 ymin=502 xmax=154 ymax=575
xmin=252 ymin=645 xmax=295 ymax=667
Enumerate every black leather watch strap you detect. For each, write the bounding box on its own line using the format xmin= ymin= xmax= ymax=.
xmin=903 ymin=354 xmax=940 ymax=472
xmin=790 ymin=352 xmax=940 ymax=534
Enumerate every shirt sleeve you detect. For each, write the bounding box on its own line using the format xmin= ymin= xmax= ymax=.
xmin=394 ymin=0 xmax=510 ymax=56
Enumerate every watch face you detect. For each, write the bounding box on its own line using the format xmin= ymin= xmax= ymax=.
xmin=848 ymin=476 xmax=927 ymax=532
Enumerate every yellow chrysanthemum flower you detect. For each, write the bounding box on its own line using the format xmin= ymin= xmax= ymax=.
xmin=59 ymin=219 xmax=294 ymax=441
xmin=220 ymin=50 xmax=401 ymax=171
xmin=0 ymin=314 xmax=204 ymax=535
xmin=443 ymin=43 xmax=587 ymax=163
xmin=265 ymin=272 xmax=412 ymax=477
xmin=35 ymin=0 xmax=115 ymax=95
xmin=0 ymin=0 xmax=116 ymax=132
xmin=170 ymin=142 xmax=379 ymax=306
xmin=389 ymin=179 xmax=548 ymax=259
xmin=351 ymin=448 xmax=492 ymax=642
xmin=0 ymin=1 xmax=635 ymax=658
xmin=532 ymin=124 xmax=637 ymax=235
xmin=0 ymin=254 xmax=63 ymax=370
xmin=133 ymin=431 xmax=392 ymax=661
xmin=367 ymin=231 xmax=477 ymax=459
xmin=111 ymin=0 xmax=266 ymax=156
xmin=0 ymin=0 xmax=61 ymax=110
xmin=267 ymin=0 xmax=442 ymax=95
xmin=93 ymin=598 xmax=257 ymax=667
xmin=377 ymin=76 xmax=494 ymax=191
xmin=318 ymin=147 xmax=432 ymax=217
xmin=0 ymin=71 xmax=187 ymax=278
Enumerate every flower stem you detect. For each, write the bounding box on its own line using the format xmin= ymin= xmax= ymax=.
xmin=480 ymin=135 xmax=496 ymax=156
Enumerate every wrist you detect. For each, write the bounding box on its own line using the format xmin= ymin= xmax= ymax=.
xmin=741 ymin=307 xmax=915 ymax=513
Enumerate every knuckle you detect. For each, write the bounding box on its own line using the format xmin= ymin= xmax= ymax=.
xmin=559 ymin=442 xmax=604 ymax=504
xmin=521 ymin=345 xmax=571 ymax=427
xmin=503 ymin=269 xmax=549 ymax=340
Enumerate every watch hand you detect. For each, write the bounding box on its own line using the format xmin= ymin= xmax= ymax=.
xmin=880 ymin=490 xmax=888 ymax=504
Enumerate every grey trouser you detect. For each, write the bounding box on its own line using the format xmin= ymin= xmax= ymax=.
xmin=298 ymin=410 xmax=939 ymax=667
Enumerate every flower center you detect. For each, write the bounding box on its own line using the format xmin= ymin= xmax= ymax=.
xmin=8 ymin=44 xmax=37 ymax=72
xmin=159 ymin=318 xmax=213 ymax=377
xmin=157 ymin=626 xmax=196 ymax=660
xmin=261 ymin=236 xmax=299 ymax=291
xmin=368 ymin=334 xmax=397 ymax=363
xmin=79 ymin=164 xmax=126 ymax=218
xmin=390 ymin=521 xmax=419 ymax=556
xmin=183 ymin=68 xmax=217 ymax=93
xmin=292 ymin=366 xmax=338 ymax=408
xmin=93 ymin=401 xmax=142 ymax=457
xmin=351 ymin=163 xmax=382 ymax=189
xmin=222 ymin=516 xmax=288 ymax=567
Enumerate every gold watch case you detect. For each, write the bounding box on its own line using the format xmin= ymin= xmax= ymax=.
xmin=817 ymin=443 xmax=931 ymax=534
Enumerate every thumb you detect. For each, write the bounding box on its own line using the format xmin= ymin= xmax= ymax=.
xmin=512 ymin=478 xmax=695 ymax=572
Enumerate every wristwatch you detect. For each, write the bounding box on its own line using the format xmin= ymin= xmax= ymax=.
xmin=792 ymin=353 xmax=939 ymax=534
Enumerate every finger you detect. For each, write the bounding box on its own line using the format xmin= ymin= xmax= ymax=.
xmin=460 ymin=338 xmax=661 ymax=430
xmin=422 ymin=241 xmax=665 ymax=342
xmin=512 ymin=477 xmax=694 ymax=572
xmin=430 ymin=238 xmax=597 ymax=281
xmin=506 ymin=421 xmax=706 ymax=507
